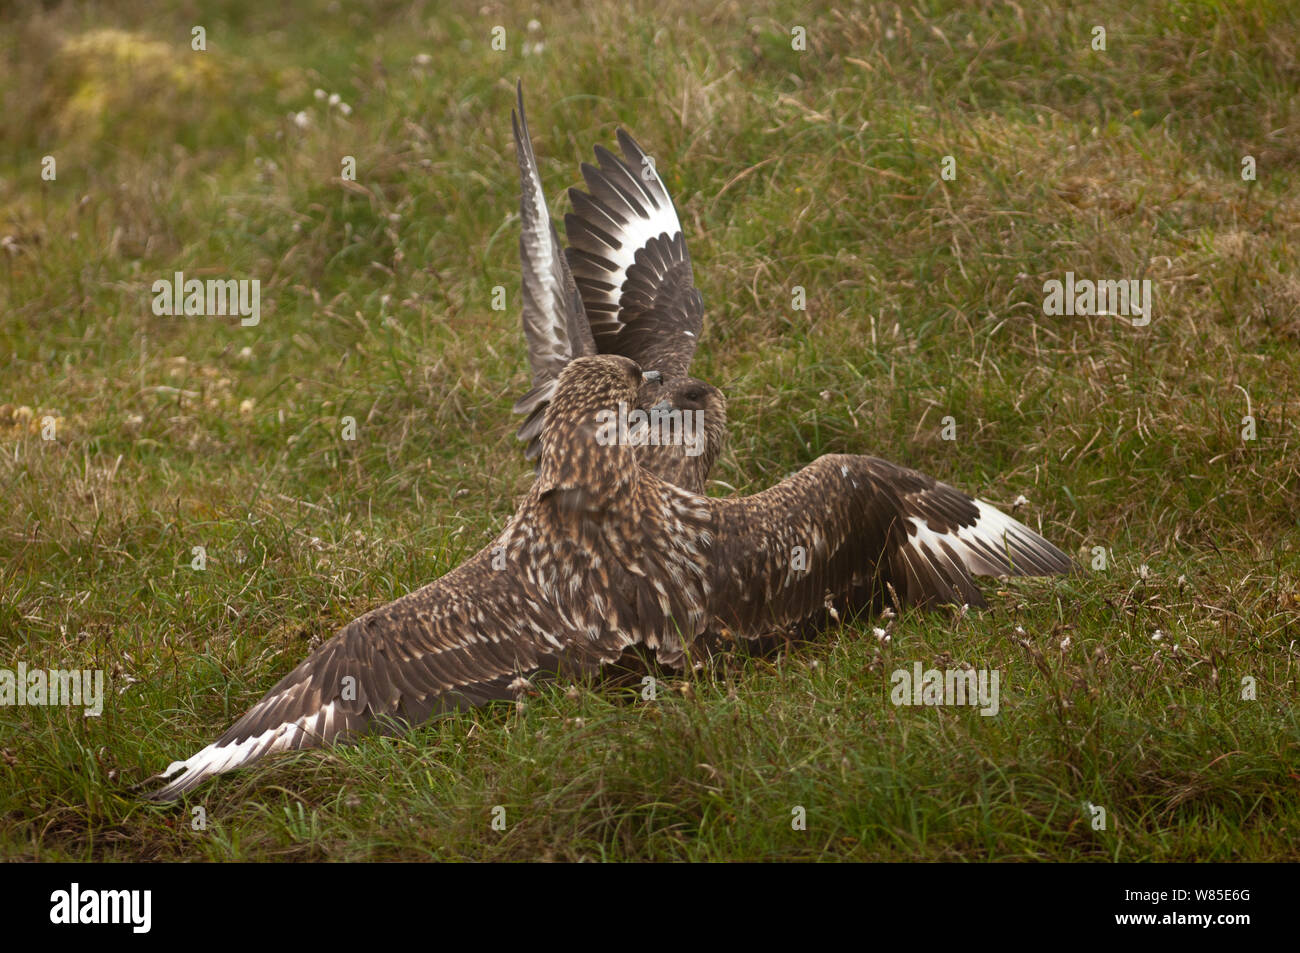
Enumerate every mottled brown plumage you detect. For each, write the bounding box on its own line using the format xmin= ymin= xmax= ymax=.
xmin=149 ymin=355 xmax=1070 ymax=799
xmin=148 ymin=356 xmax=709 ymax=798
xmin=510 ymin=83 xmax=723 ymax=492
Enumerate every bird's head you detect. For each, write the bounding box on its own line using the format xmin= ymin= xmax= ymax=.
xmin=536 ymin=355 xmax=658 ymax=511
xmin=555 ymin=354 xmax=650 ymax=412
xmin=641 ymin=377 xmax=728 ymax=490
xmin=655 ymin=377 xmax=725 ymax=421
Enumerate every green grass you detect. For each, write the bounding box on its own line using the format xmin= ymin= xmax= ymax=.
xmin=1 ymin=0 xmax=1297 ymax=860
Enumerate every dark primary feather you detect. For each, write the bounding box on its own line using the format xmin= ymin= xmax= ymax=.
xmin=706 ymin=455 xmax=1073 ymax=639
xmin=564 ymin=131 xmax=703 ymax=383
xmin=508 ymin=88 xmax=723 ymax=492
xmin=148 ymin=545 xmax=572 ymax=800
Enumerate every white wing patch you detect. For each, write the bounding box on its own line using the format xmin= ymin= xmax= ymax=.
xmin=155 ymin=702 xmax=337 ymax=799
xmin=581 ymin=173 xmax=683 ymax=294
xmin=906 ymin=498 xmax=1058 ymax=577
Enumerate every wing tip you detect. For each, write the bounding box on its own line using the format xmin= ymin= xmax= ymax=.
xmin=970 ymin=498 xmax=1074 ymax=577
xmin=142 ymin=755 xmax=214 ymax=802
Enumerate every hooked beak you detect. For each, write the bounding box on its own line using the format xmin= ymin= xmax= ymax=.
xmin=650 ymin=398 xmax=671 ymax=413
xmin=641 ymin=369 xmax=662 ymax=384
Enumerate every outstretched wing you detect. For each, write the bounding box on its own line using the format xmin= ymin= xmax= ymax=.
xmin=565 ymin=130 xmax=703 ymax=383
xmin=511 ymin=81 xmax=595 ymax=459
xmin=148 ymin=543 xmax=606 ymax=800
xmin=707 ymin=455 xmax=1072 ymax=636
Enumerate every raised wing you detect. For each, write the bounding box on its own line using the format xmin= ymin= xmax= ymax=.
xmin=511 ymin=81 xmax=594 ymax=459
xmin=565 ymin=130 xmax=703 ymax=383
xmin=707 ymin=455 xmax=1072 ymax=636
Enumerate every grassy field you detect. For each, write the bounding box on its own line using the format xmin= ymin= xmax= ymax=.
xmin=1 ymin=0 xmax=1297 ymax=861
